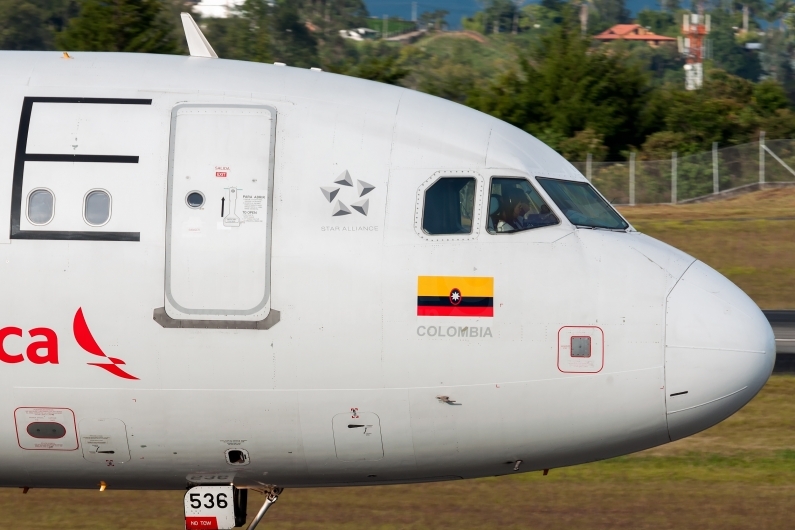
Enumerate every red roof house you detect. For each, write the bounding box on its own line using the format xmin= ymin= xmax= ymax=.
xmin=594 ymin=24 xmax=676 ymax=47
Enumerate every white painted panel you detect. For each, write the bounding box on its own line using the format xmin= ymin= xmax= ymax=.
xmin=165 ymin=105 xmax=274 ymax=320
xmin=26 ymin=102 xmax=149 ymax=156
xmin=332 ymin=411 xmax=384 ymax=461
xmin=79 ymin=418 xmax=131 ymax=465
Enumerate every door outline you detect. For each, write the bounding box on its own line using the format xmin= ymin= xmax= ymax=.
xmin=164 ymin=103 xmax=277 ymax=318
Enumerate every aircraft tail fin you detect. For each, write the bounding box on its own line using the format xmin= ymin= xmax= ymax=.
xmin=180 ymin=13 xmax=218 ymax=59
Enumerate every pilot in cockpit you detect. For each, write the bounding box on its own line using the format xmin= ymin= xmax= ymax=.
xmin=494 ymin=184 xmax=558 ymax=233
xmin=496 ymin=188 xmax=531 ymax=232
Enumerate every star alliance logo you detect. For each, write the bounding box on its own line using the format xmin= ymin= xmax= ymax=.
xmin=320 ymin=170 xmax=375 ymax=216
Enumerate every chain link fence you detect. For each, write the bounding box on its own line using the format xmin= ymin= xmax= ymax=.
xmin=569 ymin=136 xmax=795 ymax=205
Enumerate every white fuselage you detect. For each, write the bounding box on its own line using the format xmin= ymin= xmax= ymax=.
xmin=0 ymin=52 xmax=775 ymax=490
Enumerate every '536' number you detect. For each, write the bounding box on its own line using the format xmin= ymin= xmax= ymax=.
xmin=189 ymin=492 xmax=228 ymax=510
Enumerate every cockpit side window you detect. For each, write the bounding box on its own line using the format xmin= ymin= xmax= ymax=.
xmin=422 ymin=177 xmax=476 ymax=235
xmin=487 ymin=177 xmax=559 ymax=234
xmin=536 ymin=177 xmax=628 ymax=230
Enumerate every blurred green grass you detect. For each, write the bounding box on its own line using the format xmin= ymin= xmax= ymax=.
xmin=618 ymin=187 xmax=795 ymax=309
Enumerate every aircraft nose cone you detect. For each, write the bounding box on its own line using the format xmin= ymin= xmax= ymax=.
xmin=664 ymin=261 xmax=775 ymax=441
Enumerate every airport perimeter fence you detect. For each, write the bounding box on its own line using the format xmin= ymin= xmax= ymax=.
xmin=569 ymin=135 xmax=795 ymax=205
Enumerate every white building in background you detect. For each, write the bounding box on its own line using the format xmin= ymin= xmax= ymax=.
xmin=191 ymin=0 xmax=246 ymax=19
xmin=339 ymin=28 xmax=379 ymax=41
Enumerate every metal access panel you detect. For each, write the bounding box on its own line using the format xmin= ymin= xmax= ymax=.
xmin=332 ymin=411 xmax=384 ymax=461
xmin=78 ymin=418 xmax=131 ymax=465
xmin=14 ymin=407 xmax=78 ymax=451
xmin=165 ymin=104 xmax=276 ymax=321
xmin=558 ymin=326 xmax=604 ymax=373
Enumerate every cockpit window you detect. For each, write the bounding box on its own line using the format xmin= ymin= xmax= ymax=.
xmin=422 ymin=177 xmax=476 ymax=235
xmin=536 ymin=178 xmax=628 ymax=230
xmin=487 ymin=178 xmax=558 ymax=234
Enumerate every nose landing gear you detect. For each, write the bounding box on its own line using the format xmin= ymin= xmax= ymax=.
xmin=184 ymin=485 xmax=282 ymax=529
xmin=246 ymin=487 xmax=283 ymax=530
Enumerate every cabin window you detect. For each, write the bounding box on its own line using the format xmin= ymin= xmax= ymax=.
xmin=83 ymin=190 xmax=111 ymax=227
xmin=422 ymin=177 xmax=476 ymax=235
xmin=487 ymin=178 xmax=558 ymax=234
xmin=186 ymin=191 xmax=205 ymax=209
xmin=26 ymin=188 xmax=55 ymax=225
xmin=536 ymin=178 xmax=628 ymax=230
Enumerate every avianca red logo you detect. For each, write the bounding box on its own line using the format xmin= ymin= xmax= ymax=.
xmin=0 ymin=308 xmax=138 ymax=380
xmin=73 ymin=308 xmax=138 ymax=380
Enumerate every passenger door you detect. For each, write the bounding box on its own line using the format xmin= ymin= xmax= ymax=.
xmin=164 ymin=104 xmax=276 ymax=322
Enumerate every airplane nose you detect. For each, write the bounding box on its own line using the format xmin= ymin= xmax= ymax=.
xmin=664 ymin=261 xmax=775 ymax=441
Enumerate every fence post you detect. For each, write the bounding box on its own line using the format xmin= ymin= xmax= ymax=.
xmin=629 ymin=151 xmax=636 ymax=206
xmin=712 ymin=142 xmax=719 ymax=194
xmin=671 ymin=151 xmax=677 ymax=204
xmin=586 ymin=152 xmax=592 ymax=181
xmin=759 ymin=130 xmax=765 ymax=184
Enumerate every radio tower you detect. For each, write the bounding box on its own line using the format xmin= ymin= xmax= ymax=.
xmin=680 ymin=4 xmax=710 ymax=90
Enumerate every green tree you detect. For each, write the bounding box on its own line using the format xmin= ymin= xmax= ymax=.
xmin=753 ymin=79 xmax=789 ymax=114
xmin=520 ymin=3 xmax=563 ymax=31
xmin=760 ymin=29 xmax=795 ymax=94
xmin=637 ymin=9 xmax=677 ymax=36
xmin=202 ymin=0 xmax=272 ymax=63
xmin=759 ymin=108 xmax=795 ymax=137
xmin=419 ymin=9 xmax=449 ymax=30
xmin=603 ymin=39 xmax=683 ymax=86
xmin=648 ymin=71 xmax=759 ymax=151
xmin=399 ymin=40 xmax=483 ymax=102
xmin=270 ymin=0 xmax=318 ymax=67
xmin=58 ymin=0 xmax=179 ymax=53
xmin=592 ymin=0 xmax=630 ymax=28
xmin=203 ymin=0 xmax=359 ymax=67
xmin=479 ymin=0 xmax=520 ymax=34
xmin=709 ymin=9 xmax=762 ymax=81
xmin=468 ymin=9 xmax=649 ymax=157
xmin=558 ymin=129 xmax=609 ymax=160
xmin=0 ymin=0 xmax=78 ymax=50
xmin=0 ymin=1 xmax=53 ymax=50
xmin=640 ymin=131 xmax=695 ymax=159
xmin=330 ymin=42 xmax=408 ymax=85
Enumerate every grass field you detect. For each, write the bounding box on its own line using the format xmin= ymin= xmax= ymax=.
xmin=3 ymin=376 xmax=794 ymax=529
xmin=618 ymin=187 xmax=795 ymax=309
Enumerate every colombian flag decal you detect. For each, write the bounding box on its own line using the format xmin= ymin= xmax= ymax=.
xmin=417 ymin=276 xmax=494 ymax=317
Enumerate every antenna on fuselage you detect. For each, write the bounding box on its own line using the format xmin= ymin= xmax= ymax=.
xmin=180 ymin=13 xmax=218 ymax=58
